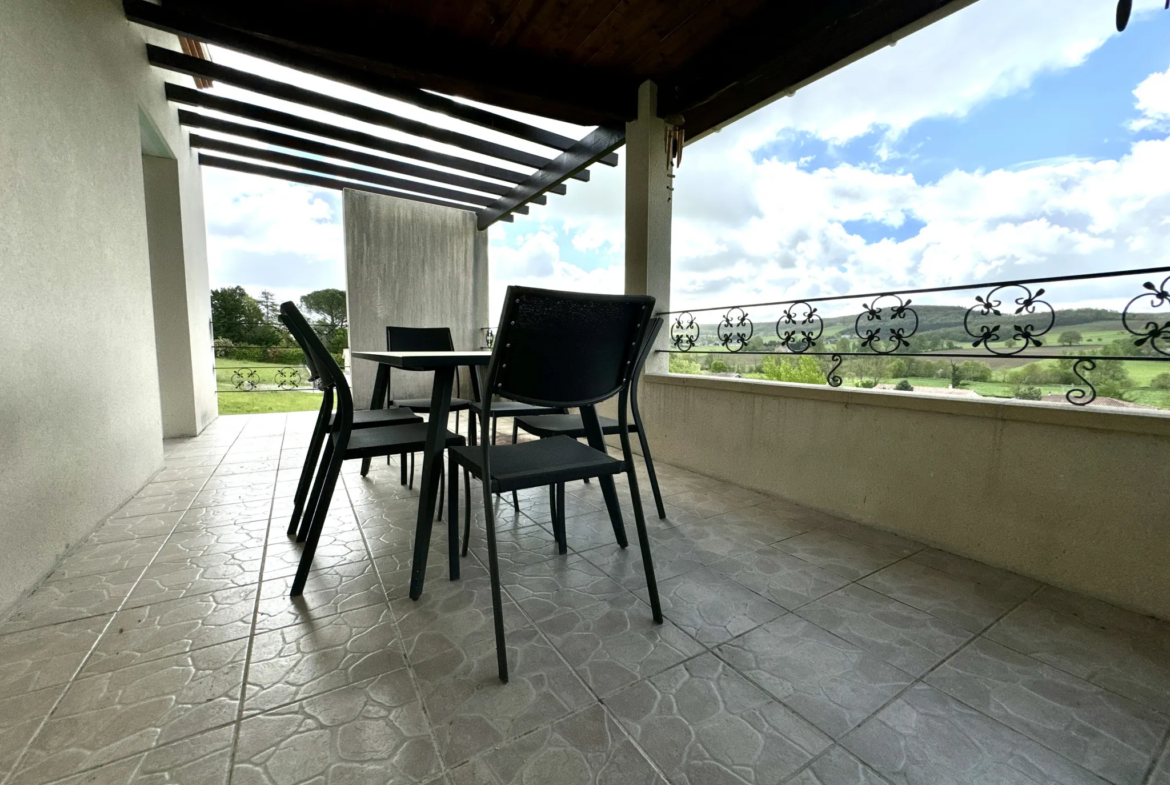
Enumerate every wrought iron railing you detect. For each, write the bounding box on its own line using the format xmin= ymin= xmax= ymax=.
xmin=211 ymin=318 xmax=337 ymax=394
xmin=660 ymin=266 xmax=1170 ymax=406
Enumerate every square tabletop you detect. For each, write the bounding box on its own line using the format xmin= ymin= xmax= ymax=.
xmin=350 ymin=350 xmax=491 ymax=370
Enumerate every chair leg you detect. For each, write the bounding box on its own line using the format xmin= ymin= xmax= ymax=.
xmin=548 ymin=484 xmax=557 ymax=528
xmin=511 ymin=490 xmax=519 ymax=512
xmin=298 ymin=440 xmax=334 ymax=543
xmin=511 ymin=419 xmax=518 ymax=444
xmin=408 ymin=452 xmax=415 ymax=490
xmin=289 ymin=399 xmax=330 ymax=536
xmin=622 ymin=455 xmax=662 ymax=623
xmin=481 ymin=478 xmax=509 ymax=682
xmin=554 ymin=483 xmax=567 ymax=554
xmin=291 ymin=444 xmax=343 ymax=596
xmin=448 ymin=452 xmax=459 ymax=580
xmin=598 ymin=476 xmax=629 ymax=549
xmin=636 ymin=426 xmax=667 ymax=520
xmin=461 ymin=469 xmax=472 ymax=557
xmin=491 ymin=417 xmax=498 ymax=445
xmin=437 ymin=463 xmax=445 ymax=522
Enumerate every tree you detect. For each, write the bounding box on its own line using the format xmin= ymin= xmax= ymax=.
xmin=211 ymin=286 xmax=266 ymax=344
xmin=1152 ymin=373 xmax=1170 ymax=391
xmin=300 ymin=289 xmax=348 ymax=333
xmin=710 ymin=359 xmax=730 ymax=373
xmin=669 ymin=354 xmax=702 ymax=375
xmin=1058 ymin=330 xmax=1083 ymax=346
xmin=258 ymin=290 xmax=278 ymax=323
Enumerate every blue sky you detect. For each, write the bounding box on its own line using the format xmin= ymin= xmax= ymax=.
xmin=202 ymin=0 xmax=1170 ymax=320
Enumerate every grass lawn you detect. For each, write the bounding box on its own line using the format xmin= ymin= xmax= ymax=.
xmin=215 ymin=358 xmax=321 ymax=414
xmin=216 ymin=358 xmax=310 ymax=392
xmin=217 ymin=391 xmax=323 ymax=415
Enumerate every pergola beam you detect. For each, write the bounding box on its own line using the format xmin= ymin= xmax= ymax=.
xmin=477 ymin=124 xmax=625 ymax=229
xmin=124 ymin=0 xmax=617 ymax=165
xmin=167 ymin=84 xmax=590 ymax=187
xmin=190 ymin=137 xmax=500 ymax=207
xmin=148 ymin=45 xmax=585 ymax=173
xmin=198 ymin=154 xmax=515 ymax=220
xmin=179 ymin=113 xmax=556 ymax=201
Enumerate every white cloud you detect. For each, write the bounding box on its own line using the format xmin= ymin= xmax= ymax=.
xmin=1130 ymin=63 xmax=1170 ymax=131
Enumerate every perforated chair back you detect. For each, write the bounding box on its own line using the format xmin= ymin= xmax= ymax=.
xmin=485 ymin=287 xmax=655 ymax=409
xmin=281 ymin=302 xmax=354 ymax=428
xmin=280 ymin=313 xmax=320 ymax=383
xmin=386 ymin=326 xmax=455 ymax=355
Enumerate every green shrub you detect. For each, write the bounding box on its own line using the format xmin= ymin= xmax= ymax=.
xmin=859 ymin=379 xmax=877 ymax=389
xmin=264 ymin=347 xmax=305 ymax=365
xmin=1151 ymin=373 xmax=1170 ymax=391
xmin=709 ymin=359 xmax=730 ymax=373
xmin=669 ymin=354 xmax=702 ymax=375
xmin=895 ymin=379 xmax=914 ymax=391
xmin=1015 ymin=386 xmax=1043 ymax=400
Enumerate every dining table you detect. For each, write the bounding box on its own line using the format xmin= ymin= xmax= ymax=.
xmin=350 ymin=349 xmax=491 ymax=601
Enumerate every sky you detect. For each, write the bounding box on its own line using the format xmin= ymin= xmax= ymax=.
xmin=201 ymin=0 xmax=1170 ymax=324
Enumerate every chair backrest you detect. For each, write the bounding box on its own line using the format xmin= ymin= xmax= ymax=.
xmin=280 ymin=313 xmax=319 ymax=383
xmin=485 ymin=286 xmax=655 ymax=408
xmin=281 ymin=301 xmax=354 ymax=427
xmin=386 ymin=326 xmax=454 ymax=357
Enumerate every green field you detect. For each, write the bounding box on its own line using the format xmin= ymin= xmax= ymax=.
xmin=216 ymin=359 xmax=321 ymax=414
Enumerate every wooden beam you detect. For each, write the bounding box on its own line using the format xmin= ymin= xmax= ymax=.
xmin=198 ymin=154 xmax=514 ymax=220
xmin=166 ymin=84 xmax=591 ymax=185
xmin=124 ymin=0 xmax=617 ymax=164
xmin=148 ymin=45 xmax=589 ymax=172
xmin=177 ymin=111 xmax=558 ymax=200
xmin=188 ymin=136 xmax=503 ymax=208
xmin=477 ymin=124 xmax=625 ymax=230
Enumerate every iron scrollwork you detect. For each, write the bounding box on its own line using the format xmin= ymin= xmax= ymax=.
xmin=275 ymin=367 xmax=302 ymax=390
xmin=230 ymin=368 xmax=258 ymax=391
xmin=1123 ymin=276 xmax=1170 ymax=356
xmin=826 ymin=354 xmax=844 ymax=387
xmin=1066 ymin=359 xmax=1097 ymax=406
xmin=717 ymin=307 xmax=753 ymax=352
xmin=964 ymin=285 xmax=1054 ymax=355
xmin=776 ymin=302 xmax=823 ymax=353
xmin=854 ymin=295 xmax=918 ymax=354
xmin=670 ymin=312 xmax=700 ymax=351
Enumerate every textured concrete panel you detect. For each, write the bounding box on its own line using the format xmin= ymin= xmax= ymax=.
xmin=344 ymin=191 xmax=488 ymax=405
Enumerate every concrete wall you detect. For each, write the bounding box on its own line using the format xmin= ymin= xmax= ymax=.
xmin=344 ymin=191 xmax=489 ymax=405
xmin=636 ymin=374 xmax=1170 ymax=620
xmin=0 ymin=0 xmax=211 ymax=613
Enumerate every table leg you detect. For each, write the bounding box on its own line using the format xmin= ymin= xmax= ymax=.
xmin=408 ymin=366 xmax=455 ymax=600
xmin=360 ymin=365 xmax=390 ymax=476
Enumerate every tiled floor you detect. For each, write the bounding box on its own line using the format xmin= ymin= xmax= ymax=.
xmin=1 ymin=412 xmax=1169 ymax=784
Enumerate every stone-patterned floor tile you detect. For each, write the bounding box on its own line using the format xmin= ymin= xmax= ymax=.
xmin=640 ymin=565 xmax=785 ymax=647
xmin=175 ymin=501 xmax=272 ymax=531
xmin=666 ymin=489 xmax=759 ymax=519
xmin=190 ymin=485 xmax=278 ymax=509
xmin=202 ymin=470 xmax=278 ymax=490
xmin=0 ymin=567 xmax=144 ymax=634
xmin=125 ymin=550 xmax=265 ymax=607
xmin=12 ymin=640 xmax=246 ymax=784
xmin=775 ymin=531 xmax=902 ymax=581
xmin=0 ymin=615 xmax=110 ymax=700
xmin=153 ymin=525 xmax=266 ymax=564
xmin=232 ymin=672 xmax=439 ymax=785
xmin=502 ymin=556 xmax=630 ymax=623
xmin=909 ymin=549 xmax=1040 ymax=600
xmin=716 ymin=615 xmax=913 ymax=739
xmin=448 ymin=704 xmax=666 ymax=785
xmin=245 ymin=603 xmax=404 ymax=715
xmin=785 ymin=746 xmax=893 ymax=785
xmin=413 ymin=625 xmax=594 ymax=768
xmin=814 ymin=519 xmax=924 ymax=558
xmin=516 ymin=491 xmax=603 ymax=527
xmin=150 ymin=465 xmax=218 ymax=483
xmin=86 ymin=586 xmax=256 ymax=675
xmin=109 ymin=494 xmax=197 ymax=520
xmin=926 ymin=637 xmax=1167 ymax=785
xmin=706 ymin=505 xmax=817 ymax=546
xmin=536 ymin=593 xmax=705 ymax=696
xmin=797 ymin=585 xmax=972 ymax=677
xmin=577 ymin=537 xmax=701 ymax=591
xmin=464 ymin=522 xmax=563 ymax=569
xmin=37 ymin=726 xmax=234 ymax=785
xmin=85 ymin=513 xmax=183 ymax=545
xmin=209 ymin=459 xmax=279 ymax=476
xmin=986 ymin=601 xmax=1170 ymax=715
xmin=843 ymin=684 xmax=1109 ymax=785
xmin=262 ymin=526 xmax=369 ymax=578
xmin=254 ymin=561 xmax=387 ymax=633
xmin=1030 ymin=585 xmax=1170 ymax=640
xmin=0 ymin=685 xmax=70 ymax=780
xmin=711 ymin=546 xmax=852 ymax=611
xmin=45 ymin=537 xmax=167 ymax=584
xmin=608 ymin=652 xmax=831 ymax=785
xmin=1150 ymin=745 xmax=1170 ymax=785
xmin=859 ymin=559 xmax=1028 ymax=633
xmin=162 ymin=455 xmax=223 ymax=470
xmin=135 ymin=480 xmax=206 ymax=498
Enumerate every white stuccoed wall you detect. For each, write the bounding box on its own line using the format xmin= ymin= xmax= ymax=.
xmin=0 ymin=0 xmax=213 ymax=613
xmin=344 ymin=191 xmax=489 ymax=405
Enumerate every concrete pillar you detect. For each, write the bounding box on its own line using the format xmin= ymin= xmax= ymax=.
xmin=142 ymin=153 xmax=217 ymax=437
xmin=344 ymin=190 xmax=489 ymax=406
xmin=625 ymin=81 xmax=673 ymax=374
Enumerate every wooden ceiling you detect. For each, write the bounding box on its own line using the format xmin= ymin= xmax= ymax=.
xmin=158 ymin=0 xmax=971 ymax=137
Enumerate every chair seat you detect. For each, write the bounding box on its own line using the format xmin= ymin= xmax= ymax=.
xmin=515 ymin=413 xmax=631 ymax=439
xmin=449 ymin=435 xmax=623 ymax=493
xmin=339 ymin=422 xmax=464 ymax=459
xmin=468 ymin=400 xmax=562 ymax=417
xmin=332 ymin=408 xmax=422 ymax=428
xmin=391 ymin=397 xmax=471 ymax=413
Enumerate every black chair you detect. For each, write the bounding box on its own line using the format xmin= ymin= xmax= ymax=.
xmin=280 ymin=313 xmax=422 ymax=538
xmin=280 ymin=302 xmax=466 ymax=596
xmin=514 ymin=317 xmax=667 ymax=522
xmin=383 ymin=326 xmax=472 ymax=490
xmin=447 ymin=286 xmax=663 ymax=682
